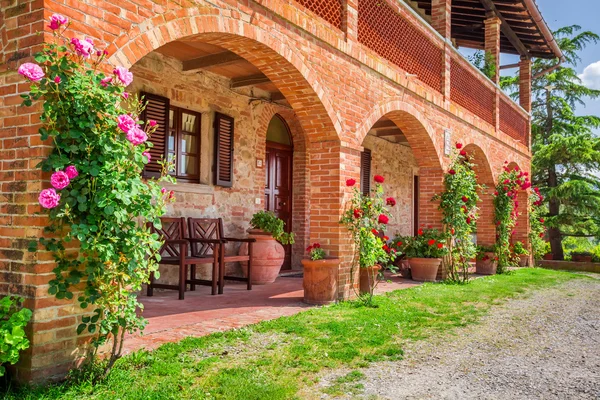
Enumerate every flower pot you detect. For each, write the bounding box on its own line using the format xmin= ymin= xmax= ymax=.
xmin=408 ymin=258 xmax=441 ymax=282
xmin=476 ymin=252 xmax=498 ymax=275
xmin=518 ymin=254 xmax=529 ymax=267
xmin=543 ymin=253 xmax=553 ymax=260
xmin=359 ymin=265 xmax=381 ymax=295
xmin=398 ymin=259 xmax=411 ymax=279
xmin=239 ymin=229 xmax=285 ymax=285
xmin=301 ymin=257 xmax=339 ymax=305
xmin=571 ymin=253 xmax=593 ymax=263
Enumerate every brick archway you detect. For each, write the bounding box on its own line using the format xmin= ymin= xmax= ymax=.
xmin=106 ymin=6 xmax=339 ymax=144
xmin=463 ymin=144 xmax=496 ymax=246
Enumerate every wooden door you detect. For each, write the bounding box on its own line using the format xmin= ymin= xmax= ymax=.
xmin=265 ymin=142 xmax=293 ymax=270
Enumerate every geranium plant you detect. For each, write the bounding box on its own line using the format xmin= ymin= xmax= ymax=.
xmin=306 ymin=242 xmax=326 ymax=261
xmin=493 ymin=163 xmax=531 ymax=273
xmin=434 ymin=142 xmax=481 ymax=282
xmin=512 ymin=241 xmax=529 ymax=256
xmin=401 ymin=227 xmax=449 ymax=259
xmin=0 ymin=296 xmax=32 ymax=377
xmin=340 ymin=175 xmax=396 ymax=302
xmin=22 ymin=16 xmax=174 ymax=377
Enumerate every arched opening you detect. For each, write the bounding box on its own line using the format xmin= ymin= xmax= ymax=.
xmin=463 ymin=144 xmax=496 ymax=247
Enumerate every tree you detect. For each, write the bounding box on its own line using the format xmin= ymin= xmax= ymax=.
xmin=502 ymin=25 xmax=600 ymax=260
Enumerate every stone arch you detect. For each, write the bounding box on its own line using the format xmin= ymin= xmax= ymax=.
xmin=463 ymin=143 xmax=496 ymax=246
xmin=106 ymin=5 xmax=339 ymax=144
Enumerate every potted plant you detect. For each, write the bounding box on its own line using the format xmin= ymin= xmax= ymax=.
xmin=301 ymin=243 xmax=340 ymax=305
xmin=476 ymin=245 xmax=498 ymax=275
xmin=391 ymin=236 xmax=411 ymax=279
xmin=512 ymin=241 xmax=530 ymax=267
xmin=340 ymin=175 xmax=397 ymax=301
xmin=239 ymin=211 xmax=294 ymax=284
xmin=571 ymin=251 xmax=593 ymax=263
xmin=403 ymin=227 xmax=448 ymax=281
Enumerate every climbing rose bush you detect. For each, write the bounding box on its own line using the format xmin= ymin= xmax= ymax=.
xmin=21 ymin=18 xmax=174 ymax=375
xmin=529 ymin=187 xmax=547 ymax=261
xmin=434 ymin=142 xmax=481 ymax=282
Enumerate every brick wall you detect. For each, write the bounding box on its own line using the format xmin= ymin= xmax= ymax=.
xmin=0 ymin=0 xmax=533 ymax=382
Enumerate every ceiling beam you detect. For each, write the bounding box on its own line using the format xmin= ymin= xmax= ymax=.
xmin=376 ymin=129 xmax=405 ymax=137
xmin=478 ymin=0 xmax=530 ymax=58
xmin=370 ymin=120 xmax=397 ymax=130
xmin=231 ymin=73 xmax=271 ymax=88
xmin=182 ymin=51 xmax=244 ymax=71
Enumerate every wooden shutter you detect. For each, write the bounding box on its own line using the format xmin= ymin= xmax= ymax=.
xmin=360 ymin=149 xmax=371 ymax=195
xmin=214 ymin=112 xmax=234 ymax=187
xmin=140 ymin=92 xmax=169 ymax=177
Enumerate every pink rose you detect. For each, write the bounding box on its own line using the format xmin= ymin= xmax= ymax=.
xmin=161 ymin=188 xmax=167 ymax=194
xmin=70 ymin=37 xmax=95 ymax=58
xmin=48 ymin=14 xmax=68 ymax=30
xmin=117 ymin=114 xmax=137 ymax=134
xmin=113 ymin=66 xmax=133 ymax=86
xmin=39 ymin=188 xmax=61 ymax=209
xmin=100 ymin=77 xmax=112 ymax=87
xmin=142 ymin=151 xmax=151 ymax=162
xmin=50 ymin=171 xmax=70 ymax=190
xmin=18 ymin=63 xmax=45 ymax=82
xmin=54 ymin=76 xmax=61 ymax=84
xmin=122 ymin=92 xmax=129 ymax=99
xmin=126 ymin=127 xmax=147 ymax=145
xmin=65 ymin=165 xmax=78 ymax=179
xmin=148 ymin=120 xmax=157 ymax=127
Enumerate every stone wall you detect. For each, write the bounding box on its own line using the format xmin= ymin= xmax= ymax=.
xmin=362 ymin=135 xmax=418 ymax=238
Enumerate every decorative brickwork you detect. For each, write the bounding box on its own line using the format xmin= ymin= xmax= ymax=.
xmin=294 ymin=0 xmax=344 ymax=29
xmin=499 ymin=95 xmax=529 ymax=145
xmin=358 ymin=0 xmax=444 ymax=92
xmin=450 ymin=57 xmax=495 ymax=125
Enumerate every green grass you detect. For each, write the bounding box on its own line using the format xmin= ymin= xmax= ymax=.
xmin=4 ymin=268 xmax=583 ymax=400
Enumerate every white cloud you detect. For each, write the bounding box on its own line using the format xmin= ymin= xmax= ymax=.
xmin=579 ymin=61 xmax=600 ymax=89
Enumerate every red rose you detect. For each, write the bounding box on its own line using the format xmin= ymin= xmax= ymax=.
xmin=397 ymin=241 xmax=403 ymax=246
xmin=428 ymin=239 xmax=436 ymax=246
xmin=383 ymin=235 xmax=389 ymax=241
xmin=494 ymin=191 xmax=499 ymax=196
xmin=371 ymin=229 xmax=378 ymax=235
xmin=450 ymin=228 xmax=455 ymax=235
xmin=437 ymin=243 xmax=443 ymax=249
xmin=456 ymin=142 xmax=463 ymax=149
xmin=462 ymin=196 xmax=468 ymax=202
xmin=386 ymin=197 xmax=396 ymax=207
xmin=353 ymin=209 xmax=362 ymax=218
xmin=313 ymin=243 xmax=320 ymax=248
xmin=306 ymin=246 xmax=313 ymax=252
xmin=448 ymin=169 xmax=456 ymax=175
xmin=378 ymin=214 xmax=389 ymax=224
xmin=460 ymin=150 xmax=467 ymax=157
xmin=514 ymin=166 xmax=520 ymax=171
xmin=539 ymin=232 xmax=544 ymax=238
xmin=346 ymin=179 xmax=356 ymax=187
xmin=466 ymin=217 xmax=472 ymax=224
xmin=383 ymin=244 xmax=390 ymax=253
xmin=374 ymin=175 xmax=385 ymax=183
xmin=417 ymin=228 xmax=423 ymax=235
xmin=540 ymin=218 xmax=545 ymax=223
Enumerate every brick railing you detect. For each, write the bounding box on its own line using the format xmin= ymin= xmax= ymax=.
xmin=499 ymin=91 xmax=529 ymax=145
xmin=293 ymin=0 xmax=344 ymax=29
xmin=450 ymin=54 xmax=495 ymax=125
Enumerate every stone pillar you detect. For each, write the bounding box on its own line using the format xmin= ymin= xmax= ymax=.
xmin=308 ymin=140 xmax=361 ymax=299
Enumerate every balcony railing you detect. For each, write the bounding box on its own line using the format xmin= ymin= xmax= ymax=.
xmin=280 ymin=0 xmax=530 ymax=148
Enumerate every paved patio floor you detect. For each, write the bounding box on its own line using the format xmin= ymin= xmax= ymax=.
xmin=124 ymin=273 xmax=421 ymax=354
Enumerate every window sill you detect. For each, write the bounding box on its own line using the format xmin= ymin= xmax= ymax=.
xmin=162 ymin=182 xmax=214 ymax=195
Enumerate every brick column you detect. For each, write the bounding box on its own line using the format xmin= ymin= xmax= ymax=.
xmin=431 ymin=0 xmax=452 ymax=104
xmin=484 ymin=14 xmax=501 ymax=132
xmin=344 ymin=0 xmax=359 ymax=42
xmin=518 ymin=56 xmax=532 ymax=112
xmin=477 ymin=192 xmax=496 ymax=246
xmin=308 ymin=140 xmax=360 ymax=299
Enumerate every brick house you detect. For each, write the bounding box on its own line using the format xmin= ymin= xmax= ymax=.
xmin=0 ymin=0 xmax=561 ymax=382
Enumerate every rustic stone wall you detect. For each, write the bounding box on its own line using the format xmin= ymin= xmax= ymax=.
xmin=129 ymin=52 xmax=309 ymax=282
xmin=362 ymin=135 xmax=418 ymax=238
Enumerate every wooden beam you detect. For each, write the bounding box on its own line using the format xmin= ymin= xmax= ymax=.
xmin=370 ymin=120 xmax=397 ymax=130
xmin=231 ymin=73 xmax=270 ymax=88
xmin=500 ymin=62 xmax=520 ymax=70
xmin=182 ymin=51 xmax=244 ymax=71
xmin=478 ymin=0 xmax=530 ymax=58
xmin=376 ymin=129 xmax=405 ymax=137
xmin=453 ymin=23 xmax=484 ymax=34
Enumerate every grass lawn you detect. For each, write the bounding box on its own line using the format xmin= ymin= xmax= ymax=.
xmin=4 ymin=268 xmax=584 ymax=400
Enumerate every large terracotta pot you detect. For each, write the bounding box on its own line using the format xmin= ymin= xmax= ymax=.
xmin=359 ymin=265 xmax=381 ymax=295
xmin=518 ymin=254 xmax=529 ymax=267
xmin=239 ymin=229 xmax=285 ymax=285
xmin=543 ymin=253 xmax=553 ymax=260
xmin=476 ymin=252 xmax=498 ymax=275
xmin=301 ymin=257 xmax=339 ymax=305
xmin=408 ymin=258 xmax=441 ymax=282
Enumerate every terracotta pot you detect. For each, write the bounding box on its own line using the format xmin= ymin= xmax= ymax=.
xmin=571 ymin=253 xmax=593 ymax=263
xmin=543 ymin=253 xmax=553 ymax=260
xmin=359 ymin=265 xmax=381 ymax=295
xmin=301 ymin=257 xmax=339 ymax=305
xmin=239 ymin=229 xmax=285 ymax=285
xmin=399 ymin=259 xmax=412 ymax=279
xmin=476 ymin=252 xmax=498 ymax=275
xmin=408 ymin=258 xmax=441 ymax=282
xmin=518 ymin=254 xmax=529 ymax=267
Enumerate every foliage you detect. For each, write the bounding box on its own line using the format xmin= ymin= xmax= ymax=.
xmin=340 ymin=175 xmax=396 ymax=301
xmin=434 ymin=142 xmax=481 ymax=282
xmin=401 ymin=227 xmax=448 ymax=259
xmin=476 ymin=245 xmax=496 ymax=261
xmin=529 ymin=188 xmax=547 ymax=260
xmin=501 ymin=25 xmax=600 ymax=260
xmin=21 ymin=20 xmax=174 ymax=376
xmin=493 ymin=164 xmax=530 ymax=273
xmin=306 ymin=243 xmax=326 ymax=261
xmin=467 ymin=50 xmax=497 ymax=81
xmin=5 ymin=269 xmax=582 ymax=400
xmin=512 ymin=241 xmax=529 ymax=256
xmin=249 ymin=211 xmax=294 ymax=245
xmin=562 ymin=236 xmax=600 ymax=261
xmin=0 ymin=296 xmax=32 ymax=377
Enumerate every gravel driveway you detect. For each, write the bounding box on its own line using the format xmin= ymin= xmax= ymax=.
xmin=313 ymin=274 xmax=600 ymax=399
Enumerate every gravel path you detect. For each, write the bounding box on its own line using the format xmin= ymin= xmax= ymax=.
xmin=313 ymin=274 xmax=600 ymax=399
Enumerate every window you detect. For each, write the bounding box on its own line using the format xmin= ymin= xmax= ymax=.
xmin=360 ymin=149 xmax=372 ymax=195
xmin=140 ymin=92 xmax=201 ymax=183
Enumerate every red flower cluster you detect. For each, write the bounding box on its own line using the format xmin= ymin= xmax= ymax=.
xmin=353 ymin=208 xmax=362 ymax=218
xmin=374 ymin=175 xmax=385 ymax=183
xmin=456 ymin=142 xmax=463 ymax=149
xmin=417 ymin=228 xmax=423 ymax=235
xmin=386 ymin=197 xmax=396 ymax=207
xmin=306 ymin=242 xmax=321 ymax=252
xmin=346 ymin=179 xmax=356 ymax=187
xmin=378 ymin=214 xmax=389 ymax=224
xmin=448 ymin=169 xmax=456 ymax=175
xmin=371 ymin=229 xmax=378 ymax=235
xmin=461 ymin=195 xmax=469 ymax=203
